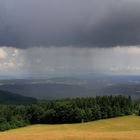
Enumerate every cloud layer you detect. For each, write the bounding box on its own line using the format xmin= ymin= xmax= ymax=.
xmin=1 ymin=46 xmax=140 ymax=77
xmin=0 ymin=0 xmax=140 ymax=48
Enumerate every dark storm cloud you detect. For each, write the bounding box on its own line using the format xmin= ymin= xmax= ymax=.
xmin=0 ymin=0 xmax=140 ymax=48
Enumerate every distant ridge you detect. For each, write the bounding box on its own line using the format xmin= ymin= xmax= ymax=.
xmin=0 ymin=90 xmax=37 ymax=104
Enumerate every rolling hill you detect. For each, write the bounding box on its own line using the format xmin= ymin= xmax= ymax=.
xmin=0 ymin=115 xmax=140 ymax=140
xmin=0 ymin=90 xmax=37 ymax=104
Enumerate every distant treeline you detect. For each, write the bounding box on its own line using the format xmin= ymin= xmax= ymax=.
xmin=0 ymin=96 xmax=139 ymax=131
xmin=0 ymin=90 xmax=37 ymax=105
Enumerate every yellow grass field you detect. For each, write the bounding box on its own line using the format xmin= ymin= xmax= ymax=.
xmin=0 ymin=115 xmax=140 ymax=140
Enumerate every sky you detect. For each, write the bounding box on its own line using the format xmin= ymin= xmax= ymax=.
xmin=0 ymin=0 xmax=140 ymax=77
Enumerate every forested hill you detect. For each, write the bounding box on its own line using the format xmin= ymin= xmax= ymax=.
xmin=0 ymin=90 xmax=37 ymax=104
xmin=0 ymin=96 xmax=135 ymax=131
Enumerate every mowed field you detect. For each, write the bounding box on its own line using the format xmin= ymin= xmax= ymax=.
xmin=0 ymin=115 xmax=140 ymax=140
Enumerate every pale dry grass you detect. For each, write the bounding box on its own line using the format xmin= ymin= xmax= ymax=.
xmin=0 ymin=115 xmax=140 ymax=140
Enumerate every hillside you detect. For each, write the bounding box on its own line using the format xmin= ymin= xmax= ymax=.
xmin=0 ymin=90 xmax=37 ymax=104
xmin=0 ymin=115 xmax=140 ymax=140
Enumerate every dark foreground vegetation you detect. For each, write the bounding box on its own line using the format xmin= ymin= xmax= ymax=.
xmin=0 ymin=96 xmax=140 ymax=131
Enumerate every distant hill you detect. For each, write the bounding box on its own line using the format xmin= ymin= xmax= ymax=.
xmin=0 ymin=90 xmax=37 ymax=104
xmin=0 ymin=75 xmax=140 ymax=99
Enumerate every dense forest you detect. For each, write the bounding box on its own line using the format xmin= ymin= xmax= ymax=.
xmin=0 ymin=96 xmax=139 ymax=131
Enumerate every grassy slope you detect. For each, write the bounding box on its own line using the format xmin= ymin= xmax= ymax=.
xmin=0 ymin=115 xmax=140 ymax=140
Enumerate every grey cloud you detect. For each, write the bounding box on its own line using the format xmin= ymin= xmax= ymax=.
xmin=0 ymin=0 xmax=140 ymax=48
xmin=2 ymin=46 xmax=140 ymax=76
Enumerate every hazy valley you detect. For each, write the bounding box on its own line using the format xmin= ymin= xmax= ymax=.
xmin=0 ymin=74 xmax=140 ymax=99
